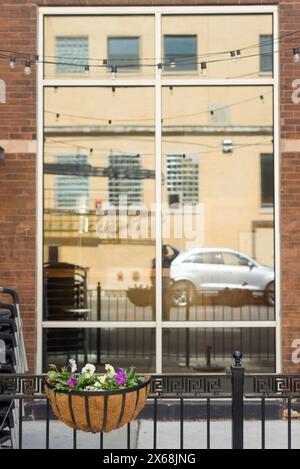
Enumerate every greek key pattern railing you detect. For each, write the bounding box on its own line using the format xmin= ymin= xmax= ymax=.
xmin=0 ymin=374 xmax=232 ymax=399
xmin=150 ymin=375 xmax=231 ymax=397
xmin=245 ymin=375 xmax=300 ymax=397
xmin=0 ymin=375 xmax=46 ymax=399
xmin=2 ymin=373 xmax=300 ymax=400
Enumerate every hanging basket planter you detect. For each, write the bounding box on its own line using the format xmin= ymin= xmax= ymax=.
xmin=127 ymin=287 xmax=153 ymax=308
xmin=45 ymin=376 xmax=151 ymax=433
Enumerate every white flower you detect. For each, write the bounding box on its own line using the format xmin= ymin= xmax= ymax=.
xmin=82 ymin=363 xmax=96 ymax=377
xmin=98 ymin=375 xmax=106 ymax=385
xmin=69 ymin=359 xmax=77 ymax=373
xmin=105 ymin=364 xmax=115 ymax=376
xmin=94 ymin=382 xmax=102 ymax=389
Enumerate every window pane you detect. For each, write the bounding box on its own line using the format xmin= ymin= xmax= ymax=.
xmin=261 ymin=154 xmax=274 ymax=207
xmin=108 ymin=37 xmax=139 ymax=69
xmin=166 ymin=154 xmax=199 ymax=206
xmin=162 ymin=14 xmax=273 ymax=78
xmin=162 ymin=85 xmax=274 ymax=319
xmin=56 ymin=37 xmax=89 ymax=73
xmin=54 ymin=154 xmax=89 ymax=209
xmin=108 ymin=153 xmax=142 ymax=206
xmin=260 ymin=35 xmax=273 ymax=73
xmin=44 ymin=15 xmax=155 ymax=79
xmin=163 ymin=328 xmax=275 ymax=372
xmin=164 ymin=35 xmax=197 ymax=71
xmin=43 ymin=328 xmax=155 ymax=372
xmin=44 ymin=87 xmax=156 ymax=321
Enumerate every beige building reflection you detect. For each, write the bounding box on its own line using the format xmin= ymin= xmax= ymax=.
xmin=43 ymin=14 xmax=274 ymax=303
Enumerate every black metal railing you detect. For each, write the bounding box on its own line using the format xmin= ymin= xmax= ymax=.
xmin=1 ymin=353 xmax=300 ymax=450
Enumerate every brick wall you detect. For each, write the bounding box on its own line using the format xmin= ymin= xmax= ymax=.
xmin=1 ymin=0 xmax=300 ymax=372
xmin=0 ymin=3 xmax=37 ymax=371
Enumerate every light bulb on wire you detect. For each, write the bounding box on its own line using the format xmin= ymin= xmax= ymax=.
xmin=24 ymin=61 xmax=31 ymax=76
xmin=9 ymin=56 xmax=16 ymax=70
xmin=293 ymin=48 xmax=300 ymax=63
xmin=230 ymin=50 xmax=241 ymax=62
xmin=170 ymin=58 xmax=176 ymax=69
xmin=111 ymin=65 xmax=117 ymax=80
xmin=201 ymin=62 xmax=207 ymax=77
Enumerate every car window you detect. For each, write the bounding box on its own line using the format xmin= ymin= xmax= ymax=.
xmin=211 ymin=252 xmax=223 ymax=264
xmin=183 ymin=253 xmax=212 ymax=264
xmin=222 ymin=252 xmax=249 ymax=266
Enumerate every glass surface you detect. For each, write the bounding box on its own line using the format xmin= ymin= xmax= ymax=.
xmin=261 ymin=154 xmax=274 ymax=207
xmin=42 ymin=12 xmax=277 ymax=375
xmin=108 ymin=37 xmax=140 ymax=70
xmin=43 ymin=328 xmax=155 ymax=373
xmin=161 ymin=86 xmax=275 ymax=321
xmin=164 ymin=35 xmax=197 ymax=72
xmin=162 ymin=14 xmax=273 ymax=78
xmin=44 ymin=15 xmax=155 ymax=80
xmin=43 ymin=87 xmax=156 ymax=321
xmin=162 ymin=328 xmax=275 ymax=373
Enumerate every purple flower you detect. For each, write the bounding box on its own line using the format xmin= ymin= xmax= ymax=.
xmin=67 ymin=377 xmax=78 ymax=388
xmin=116 ymin=368 xmax=127 ymax=387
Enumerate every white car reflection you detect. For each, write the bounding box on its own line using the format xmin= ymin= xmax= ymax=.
xmin=170 ymin=248 xmax=275 ymax=307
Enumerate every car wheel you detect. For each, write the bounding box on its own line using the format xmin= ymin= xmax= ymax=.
xmin=265 ymin=281 xmax=275 ymax=306
xmin=171 ymin=281 xmax=196 ymax=307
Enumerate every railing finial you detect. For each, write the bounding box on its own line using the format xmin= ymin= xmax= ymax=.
xmin=233 ymin=351 xmax=243 ymax=367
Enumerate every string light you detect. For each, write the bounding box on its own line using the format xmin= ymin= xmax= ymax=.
xmin=24 ymin=61 xmax=31 ymax=76
xmin=230 ymin=50 xmax=241 ymax=62
xmin=111 ymin=65 xmax=117 ymax=80
xmin=201 ymin=62 xmax=207 ymax=76
xmin=9 ymin=56 xmax=16 ymax=69
xmin=169 ymin=58 xmax=176 ymax=69
xmin=0 ymin=42 xmax=298 ymax=74
xmin=45 ymin=90 xmax=269 ymax=124
xmin=293 ymin=48 xmax=300 ymax=63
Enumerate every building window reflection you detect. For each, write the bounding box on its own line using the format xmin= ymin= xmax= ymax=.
xmin=164 ymin=35 xmax=197 ymax=72
xmin=107 ymin=37 xmax=140 ymax=71
xmin=261 ymin=153 xmax=274 ymax=207
xmin=56 ymin=36 xmax=89 ymax=73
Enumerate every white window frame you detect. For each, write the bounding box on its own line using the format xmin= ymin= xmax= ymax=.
xmin=37 ymin=5 xmax=280 ymax=374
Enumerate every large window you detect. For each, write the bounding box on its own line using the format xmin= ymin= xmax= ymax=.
xmin=41 ymin=8 xmax=278 ymax=375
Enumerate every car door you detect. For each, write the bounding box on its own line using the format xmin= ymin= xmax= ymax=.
xmin=220 ymin=251 xmax=254 ymax=289
xmin=185 ymin=251 xmax=226 ymax=293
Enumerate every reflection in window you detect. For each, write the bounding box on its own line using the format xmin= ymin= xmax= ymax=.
xmin=261 ymin=154 xmax=274 ymax=207
xmin=221 ymin=252 xmax=249 ymax=266
xmin=184 ymin=252 xmax=220 ymax=264
xmin=164 ymin=35 xmax=197 ymax=71
xmin=56 ymin=37 xmax=89 ymax=73
xmin=108 ymin=153 xmax=142 ymax=206
xmin=55 ymin=155 xmax=89 ymax=210
xmin=260 ymin=35 xmax=273 ymax=73
xmin=166 ymin=154 xmax=199 ymax=206
xmin=107 ymin=37 xmax=140 ymax=70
